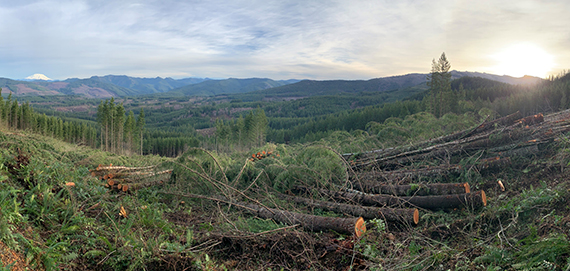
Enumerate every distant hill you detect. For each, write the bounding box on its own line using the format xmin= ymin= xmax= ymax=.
xmin=162 ymin=78 xmax=300 ymax=97
xmin=0 ymin=71 xmax=543 ymax=99
xmin=0 ymin=75 xmax=210 ymax=98
xmin=232 ymin=73 xmax=427 ymax=100
xmin=449 ymin=71 xmax=544 ymax=85
xmin=89 ymin=75 xmax=209 ymax=95
xmin=229 ymin=71 xmax=544 ymax=101
xmin=0 ymin=77 xmax=137 ymax=98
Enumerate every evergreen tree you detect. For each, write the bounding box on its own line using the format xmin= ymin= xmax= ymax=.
xmin=96 ymin=100 xmax=107 ymax=150
xmin=4 ymin=92 xmax=11 ymax=129
xmin=426 ymin=52 xmax=454 ymax=118
xmin=136 ymin=108 xmax=145 ymax=155
xmin=10 ymin=99 xmax=18 ymax=129
xmin=0 ymin=88 xmax=3 ymax=127
xmin=251 ymin=107 xmax=268 ymax=146
xmin=124 ymin=110 xmax=136 ymax=154
xmin=107 ymin=98 xmax=115 ymax=152
xmin=114 ymin=103 xmax=126 ymax=154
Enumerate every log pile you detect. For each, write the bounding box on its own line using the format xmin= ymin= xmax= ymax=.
xmin=344 ymin=110 xmax=570 ymax=182
xmin=90 ymin=164 xmax=172 ymax=192
xmin=272 ymin=110 xmax=570 ymax=235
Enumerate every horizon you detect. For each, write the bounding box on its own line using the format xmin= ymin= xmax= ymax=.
xmin=1 ymin=1 xmax=568 ymax=81
xmin=11 ymin=69 xmax=548 ymax=83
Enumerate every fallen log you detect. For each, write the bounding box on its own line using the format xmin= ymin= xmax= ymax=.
xmin=158 ymin=191 xmax=367 ymax=236
xmin=347 ymin=111 xmax=522 ymax=168
xmin=293 ymin=186 xmax=486 ymax=211
xmin=352 ymin=123 xmax=521 ymax=170
xmin=243 ymin=202 xmax=366 ymax=237
xmin=278 ymin=193 xmax=419 ymax=225
xmin=351 ymin=182 xmax=470 ymax=196
xmin=351 ymin=164 xmax=462 ymax=183
xmin=105 ymin=178 xmax=167 ymax=192
xmin=96 ymin=169 xmax=172 ymax=180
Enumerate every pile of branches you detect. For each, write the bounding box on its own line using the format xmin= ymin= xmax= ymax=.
xmin=90 ymin=164 xmax=172 ymax=192
xmin=344 ymin=110 xmax=570 ymax=185
xmin=307 ymin=110 xmax=570 ymax=227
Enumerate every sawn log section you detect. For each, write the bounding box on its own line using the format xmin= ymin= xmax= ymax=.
xmin=241 ymin=203 xmax=366 ymax=237
xmin=278 ymin=193 xmax=419 ymax=225
xmin=293 ymin=186 xmax=486 ymax=211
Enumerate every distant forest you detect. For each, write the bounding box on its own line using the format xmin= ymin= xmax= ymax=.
xmin=3 ymin=69 xmax=570 ymax=157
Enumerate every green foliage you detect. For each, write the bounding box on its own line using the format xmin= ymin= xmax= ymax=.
xmin=271 ymin=145 xmax=346 ymax=192
xmin=368 ymin=218 xmax=386 ymax=233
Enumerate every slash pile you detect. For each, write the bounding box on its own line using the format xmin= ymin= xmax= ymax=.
xmin=90 ymin=164 xmax=172 ymax=192
xmin=331 ymin=110 xmax=570 ymax=219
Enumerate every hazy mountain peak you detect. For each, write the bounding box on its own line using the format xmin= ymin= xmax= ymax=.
xmin=25 ymin=73 xmax=52 ymax=80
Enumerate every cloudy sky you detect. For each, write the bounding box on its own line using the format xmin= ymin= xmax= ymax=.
xmin=0 ymin=0 xmax=568 ymax=80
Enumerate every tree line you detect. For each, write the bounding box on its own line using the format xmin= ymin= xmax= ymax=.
xmin=0 ymin=88 xmax=98 ymax=147
xmin=96 ymin=98 xmax=145 ymax=155
xmin=213 ymin=107 xmax=269 ymax=151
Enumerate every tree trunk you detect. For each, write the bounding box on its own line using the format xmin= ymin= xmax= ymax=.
xmin=278 ymin=193 xmax=419 ymax=225
xmin=293 ymin=186 xmax=486 ymax=211
xmin=242 ymin=202 xmax=366 ymax=237
xmin=154 ymin=191 xmax=366 ymax=236
xmin=350 ymin=182 xmax=470 ymax=196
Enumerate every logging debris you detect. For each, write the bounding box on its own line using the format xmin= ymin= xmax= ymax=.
xmin=278 ymin=192 xmax=419 ymax=225
xmin=90 ymin=164 xmax=172 ymax=192
xmin=293 ymin=186 xmax=486 ymax=211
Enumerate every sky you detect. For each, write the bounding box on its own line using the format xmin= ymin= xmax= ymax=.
xmin=0 ymin=0 xmax=568 ymax=80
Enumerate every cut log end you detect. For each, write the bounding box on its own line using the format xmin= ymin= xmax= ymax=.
xmin=464 ymin=182 xmax=471 ymax=194
xmin=355 ymin=217 xmax=366 ymax=237
xmin=413 ymin=208 xmax=419 ymax=225
xmin=481 ymin=190 xmax=487 ymax=207
xmin=122 ymin=184 xmax=128 ymax=192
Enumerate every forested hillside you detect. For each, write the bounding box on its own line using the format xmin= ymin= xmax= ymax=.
xmin=89 ymin=75 xmax=209 ymax=94
xmin=161 ymin=78 xmax=299 ymax=97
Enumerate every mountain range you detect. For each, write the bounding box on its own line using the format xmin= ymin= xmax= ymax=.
xmin=0 ymin=71 xmax=544 ymax=99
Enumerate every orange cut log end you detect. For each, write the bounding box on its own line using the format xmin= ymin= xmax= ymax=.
xmin=122 ymin=184 xmax=128 ymax=192
xmin=481 ymin=190 xmax=487 ymax=207
xmin=107 ymin=180 xmax=114 ymax=186
xmin=117 ymin=184 xmax=122 ymax=190
xmin=413 ymin=208 xmax=420 ymax=225
xmin=354 ymin=217 xmax=366 ymax=237
xmin=464 ymin=182 xmax=471 ymax=194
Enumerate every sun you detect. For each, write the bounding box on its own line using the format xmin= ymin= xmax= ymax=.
xmin=489 ymin=43 xmax=554 ymax=78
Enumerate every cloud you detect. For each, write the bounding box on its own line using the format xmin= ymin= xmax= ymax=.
xmin=0 ymin=0 xmax=568 ymax=80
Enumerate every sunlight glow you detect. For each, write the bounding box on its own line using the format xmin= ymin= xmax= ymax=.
xmin=489 ymin=43 xmax=554 ymax=78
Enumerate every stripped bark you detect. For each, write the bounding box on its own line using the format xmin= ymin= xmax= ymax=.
xmin=350 ymin=182 xmax=470 ymax=196
xmin=293 ymin=186 xmax=486 ymax=211
xmin=278 ymin=193 xmax=419 ymax=224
